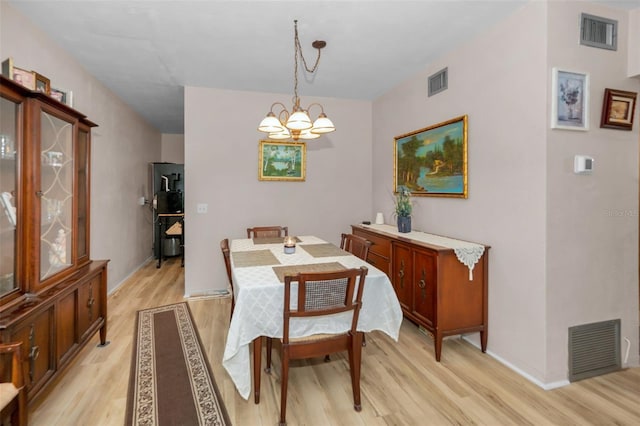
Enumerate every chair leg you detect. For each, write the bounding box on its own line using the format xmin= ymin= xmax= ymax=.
xmin=253 ymin=337 xmax=262 ymax=404
xmin=348 ymin=332 xmax=363 ymax=411
xmin=266 ymin=337 xmax=273 ymax=373
xmin=279 ymin=346 xmax=290 ymax=426
xmin=362 ymin=333 xmax=367 ymax=346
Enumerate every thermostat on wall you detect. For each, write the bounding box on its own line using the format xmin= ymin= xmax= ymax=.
xmin=574 ymin=155 xmax=594 ymax=174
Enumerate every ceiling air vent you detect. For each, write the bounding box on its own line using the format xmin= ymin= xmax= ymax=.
xmin=428 ymin=67 xmax=448 ymax=97
xmin=580 ymin=13 xmax=617 ymax=51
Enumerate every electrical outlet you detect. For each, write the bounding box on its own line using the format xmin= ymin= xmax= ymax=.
xmin=196 ymin=203 xmax=208 ymax=214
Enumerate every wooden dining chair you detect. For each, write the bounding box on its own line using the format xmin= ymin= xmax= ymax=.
xmin=220 ymin=238 xmax=234 ymax=321
xmin=0 ymin=341 xmax=27 ymax=426
xmin=257 ymin=267 xmax=368 ymax=426
xmin=246 ymin=226 xmax=288 ymax=239
xmin=340 ymin=233 xmax=372 ymax=261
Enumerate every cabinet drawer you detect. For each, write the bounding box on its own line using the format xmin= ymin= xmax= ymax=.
xmin=366 ymin=252 xmax=391 ymax=277
xmin=354 ymin=229 xmax=390 ymax=258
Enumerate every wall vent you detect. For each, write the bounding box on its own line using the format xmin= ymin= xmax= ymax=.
xmin=428 ymin=67 xmax=448 ymax=97
xmin=580 ymin=13 xmax=617 ymax=51
xmin=568 ymin=319 xmax=621 ymax=382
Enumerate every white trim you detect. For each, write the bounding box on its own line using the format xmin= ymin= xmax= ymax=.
xmin=461 ymin=335 xmax=570 ymax=390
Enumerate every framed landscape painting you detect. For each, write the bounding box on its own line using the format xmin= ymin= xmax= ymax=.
xmin=258 ymin=140 xmax=306 ymax=181
xmin=394 ymin=115 xmax=468 ymax=198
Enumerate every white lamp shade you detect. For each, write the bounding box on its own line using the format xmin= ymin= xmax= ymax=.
xmin=269 ymin=128 xmax=291 ymax=140
xmin=286 ymin=110 xmax=312 ymax=130
xmin=311 ymin=114 xmax=335 ymax=134
xmin=299 ymin=129 xmax=321 ymax=140
xmin=258 ymin=113 xmax=284 ymax=133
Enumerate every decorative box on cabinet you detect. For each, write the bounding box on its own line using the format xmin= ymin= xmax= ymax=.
xmin=0 ymin=76 xmax=109 ymax=403
xmin=352 ymin=224 xmax=489 ymax=361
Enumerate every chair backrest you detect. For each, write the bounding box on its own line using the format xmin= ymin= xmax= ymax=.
xmin=220 ymin=238 xmax=232 ymax=285
xmin=282 ymin=267 xmax=368 ymax=344
xmin=340 ymin=233 xmax=372 ymax=261
xmin=0 ymin=341 xmax=26 ymax=426
xmin=247 ymin=226 xmax=289 ymax=239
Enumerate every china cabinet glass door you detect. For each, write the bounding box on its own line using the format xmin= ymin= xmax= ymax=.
xmin=40 ymin=110 xmax=73 ymax=280
xmin=0 ymin=97 xmax=18 ymax=296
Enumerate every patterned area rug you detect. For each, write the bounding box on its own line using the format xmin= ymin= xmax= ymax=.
xmin=125 ymin=302 xmax=231 ymax=425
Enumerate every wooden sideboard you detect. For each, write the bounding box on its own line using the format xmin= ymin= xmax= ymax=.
xmin=352 ymin=224 xmax=489 ymax=361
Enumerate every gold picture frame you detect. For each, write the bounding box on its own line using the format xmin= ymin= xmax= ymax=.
xmin=600 ymin=88 xmax=637 ymax=131
xmin=394 ymin=115 xmax=468 ymax=198
xmin=34 ymin=72 xmax=51 ymax=95
xmin=258 ymin=140 xmax=306 ymax=182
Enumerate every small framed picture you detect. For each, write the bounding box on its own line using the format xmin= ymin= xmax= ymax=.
xmin=50 ymin=87 xmax=73 ymax=108
xmin=258 ymin=140 xmax=306 ymax=181
xmin=12 ymin=66 xmax=36 ymax=91
xmin=600 ymin=88 xmax=637 ymax=131
xmin=1 ymin=57 xmax=14 ymax=78
xmin=34 ymin=72 xmax=51 ymax=95
xmin=551 ymin=68 xmax=589 ymax=131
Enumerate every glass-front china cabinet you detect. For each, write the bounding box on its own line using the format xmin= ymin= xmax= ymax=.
xmin=0 ymin=75 xmax=108 ymax=402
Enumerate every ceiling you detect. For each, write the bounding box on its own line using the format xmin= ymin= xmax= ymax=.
xmin=8 ymin=0 xmax=640 ymax=134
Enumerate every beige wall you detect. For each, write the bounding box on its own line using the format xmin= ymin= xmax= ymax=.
xmin=373 ymin=0 xmax=639 ymax=387
xmin=546 ymin=1 xmax=640 ymax=382
xmin=183 ymin=87 xmax=372 ymax=296
xmin=1 ymin=3 xmax=161 ymax=292
xmin=629 ymin=9 xmax=640 ymax=77
xmin=161 ymin=134 xmax=185 ymax=163
xmin=373 ymin=2 xmax=551 ymax=383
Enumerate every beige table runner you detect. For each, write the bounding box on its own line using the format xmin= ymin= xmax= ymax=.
xmin=272 ymin=262 xmax=346 ymax=282
xmin=300 ymin=243 xmax=349 ymax=258
xmin=232 ymin=250 xmax=280 ymax=267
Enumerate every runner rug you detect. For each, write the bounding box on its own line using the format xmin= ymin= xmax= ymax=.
xmin=125 ymin=302 xmax=231 ymax=425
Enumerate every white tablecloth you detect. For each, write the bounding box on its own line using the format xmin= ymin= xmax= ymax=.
xmin=222 ymin=236 xmax=403 ymax=400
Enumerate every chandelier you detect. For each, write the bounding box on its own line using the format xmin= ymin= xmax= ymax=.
xmin=258 ymin=20 xmax=336 ymax=141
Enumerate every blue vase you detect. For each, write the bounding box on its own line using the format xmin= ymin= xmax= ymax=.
xmin=397 ymin=216 xmax=411 ymax=233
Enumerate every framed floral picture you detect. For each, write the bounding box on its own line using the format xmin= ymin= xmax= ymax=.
xmin=600 ymin=88 xmax=637 ymax=131
xmin=258 ymin=140 xmax=306 ymax=181
xmin=394 ymin=115 xmax=468 ymax=198
xmin=551 ymin=68 xmax=589 ymax=131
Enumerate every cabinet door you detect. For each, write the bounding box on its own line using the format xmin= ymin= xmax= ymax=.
xmin=10 ymin=306 xmax=55 ymax=397
xmin=392 ymin=243 xmax=413 ymax=311
xmin=78 ymin=275 xmax=101 ymax=340
xmin=413 ymin=249 xmax=436 ymax=326
xmin=76 ymin=125 xmax=90 ymax=265
xmin=37 ymin=108 xmax=74 ymax=288
xmin=0 ymin=94 xmax=21 ymax=303
xmin=57 ymin=291 xmax=77 ymax=363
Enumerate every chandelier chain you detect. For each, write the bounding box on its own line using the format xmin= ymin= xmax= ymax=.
xmin=293 ymin=20 xmax=322 ymax=107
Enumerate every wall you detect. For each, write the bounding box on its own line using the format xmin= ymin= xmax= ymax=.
xmin=629 ymin=9 xmax=640 ymax=77
xmin=373 ymin=0 xmax=639 ymax=385
xmin=1 ymin=3 xmax=161 ymax=292
xmin=183 ymin=87 xmax=372 ymax=296
xmin=161 ymin=134 xmax=185 ymax=164
xmin=545 ymin=1 xmax=640 ymax=382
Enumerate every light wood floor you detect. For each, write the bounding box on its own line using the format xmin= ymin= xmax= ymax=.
xmin=29 ymin=258 xmax=640 ymax=425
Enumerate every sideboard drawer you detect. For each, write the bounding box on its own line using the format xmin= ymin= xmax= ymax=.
xmin=353 ymin=228 xmax=391 ymax=259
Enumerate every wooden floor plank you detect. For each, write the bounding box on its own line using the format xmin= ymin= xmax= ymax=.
xmin=28 ymin=258 xmax=640 ymax=425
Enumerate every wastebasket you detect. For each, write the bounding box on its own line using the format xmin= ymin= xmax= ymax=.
xmin=163 ymin=236 xmax=181 ymax=257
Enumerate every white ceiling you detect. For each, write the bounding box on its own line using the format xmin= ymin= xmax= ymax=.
xmin=8 ymin=0 xmax=640 ymax=134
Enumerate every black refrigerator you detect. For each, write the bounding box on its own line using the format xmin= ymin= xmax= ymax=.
xmin=150 ymin=162 xmax=184 ymax=259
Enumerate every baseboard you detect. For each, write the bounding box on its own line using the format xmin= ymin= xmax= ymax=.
xmin=461 ymin=335 xmax=570 ymax=390
xmin=107 ymin=256 xmax=154 ymax=296
xmin=185 ymin=289 xmax=230 ymax=299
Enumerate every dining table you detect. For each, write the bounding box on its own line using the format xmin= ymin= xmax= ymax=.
xmin=222 ymin=235 xmax=403 ymax=400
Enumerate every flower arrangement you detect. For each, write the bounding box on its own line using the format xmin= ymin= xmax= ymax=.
xmin=395 ymin=188 xmax=412 ymax=218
